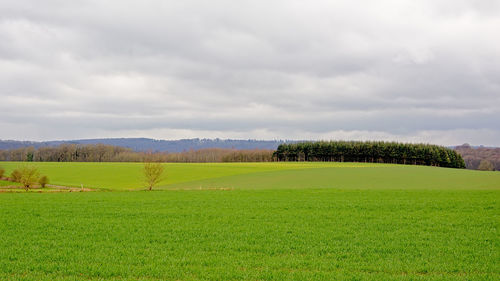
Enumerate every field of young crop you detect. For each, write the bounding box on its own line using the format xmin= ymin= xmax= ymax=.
xmin=1 ymin=161 xmax=499 ymax=191
xmin=1 ymin=161 xmax=357 ymax=190
xmin=0 ymin=180 xmax=20 ymax=187
xmin=0 ymin=162 xmax=498 ymax=280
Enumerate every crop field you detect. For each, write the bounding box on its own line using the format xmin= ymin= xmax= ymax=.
xmin=1 ymin=161 xmax=499 ymax=191
xmin=0 ymin=162 xmax=351 ymax=190
xmin=0 ymin=162 xmax=499 ymax=280
xmin=0 ymin=180 xmax=21 ymax=187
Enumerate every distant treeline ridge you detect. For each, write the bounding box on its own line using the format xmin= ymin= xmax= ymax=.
xmin=273 ymin=141 xmax=466 ymax=168
xmin=454 ymin=144 xmax=499 ymax=171
xmin=0 ymin=141 xmax=468 ymax=169
xmin=0 ymin=144 xmax=274 ymax=163
xmin=0 ymin=138 xmax=286 ymax=152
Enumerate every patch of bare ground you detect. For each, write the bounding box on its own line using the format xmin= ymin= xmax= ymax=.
xmin=0 ymin=181 xmax=96 ymax=192
xmin=45 ymin=184 xmax=96 ymax=192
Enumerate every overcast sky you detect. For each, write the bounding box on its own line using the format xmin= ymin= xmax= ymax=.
xmin=1 ymin=0 xmax=499 ymax=145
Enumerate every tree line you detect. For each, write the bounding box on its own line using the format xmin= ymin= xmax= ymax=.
xmin=0 ymin=166 xmax=49 ymax=191
xmin=454 ymin=144 xmax=499 ymax=171
xmin=0 ymin=144 xmax=274 ymax=163
xmin=0 ymin=142 xmax=468 ymax=169
xmin=273 ymin=141 xmax=466 ymax=168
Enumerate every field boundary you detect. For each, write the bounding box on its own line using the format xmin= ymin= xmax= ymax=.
xmin=0 ymin=181 xmax=97 ymax=193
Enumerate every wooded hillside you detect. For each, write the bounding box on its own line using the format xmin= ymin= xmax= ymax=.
xmin=0 ymin=144 xmax=274 ymax=163
xmin=454 ymin=144 xmax=499 ymax=171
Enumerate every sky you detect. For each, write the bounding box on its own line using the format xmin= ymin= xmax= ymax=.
xmin=1 ymin=0 xmax=499 ymax=145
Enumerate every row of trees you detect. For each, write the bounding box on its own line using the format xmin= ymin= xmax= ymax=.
xmin=164 ymin=148 xmax=273 ymax=162
xmin=0 ymin=142 xmax=470 ymax=169
xmin=0 ymin=144 xmax=135 ymax=162
xmin=454 ymin=144 xmax=499 ymax=171
xmin=1 ymin=162 xmax=161 ymax=191
xmin=0 ymin=166 xmax=49 ymax=191
xmin=273 ymin=141 xmax=466 ymax=168
xmin=0 ymin=144 xmax=274 ymax=163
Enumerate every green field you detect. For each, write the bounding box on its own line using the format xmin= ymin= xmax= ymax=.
xmin=0 ymin=162 xmax=499 ymax=280
xmin=0 ymin=180 xmax=21 ymax=187
xmin=1 ymin=161 xmax=499 ymax=191
xmin=1 ymin=162 xmax=347 ymax=190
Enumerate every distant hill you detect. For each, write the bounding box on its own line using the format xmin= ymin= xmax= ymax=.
xmin=2 ymin=139 xmax=498 ymax=170
xmin=0 ymin=138 xmax=290 ymax=152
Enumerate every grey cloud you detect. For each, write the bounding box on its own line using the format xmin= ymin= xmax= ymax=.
xmin=0 ymin=0 xmax=499 ymax=145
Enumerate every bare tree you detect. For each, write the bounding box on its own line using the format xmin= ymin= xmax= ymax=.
xmin=143 ymin=161 xmax=165 ymax=190
xmin=19 ymin=166 xmax=40 ymax=191
xmin=478 ymin=160 xmax=494 ymax=171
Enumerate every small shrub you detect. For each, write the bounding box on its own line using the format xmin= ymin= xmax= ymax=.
xmin=478 ymin=160 xmax=494 ymax=171
xmin=39 ymin=176 xmax=49 ymax=188
xmin=11 ymin=169 xmax=22 ymax=182
xmin=0 ymin=167 xmax=4 ymax=179
xmin=18 ymin=166 xmax=40 ymax=191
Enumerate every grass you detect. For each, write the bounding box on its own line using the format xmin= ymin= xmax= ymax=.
xmin=0 ymin=180 xmax=21 ymax=187
xmin=0 ymin=189 xmax=498 ymax=280
xmin=167 ymin=165 xmax=500 ymax=190
xmin=0 ymin=162 xmax=498 ymax=280
xmin=0 ymin=162 xmax=323 ymax=190
xmin=0 ymin=161 xmax=499 ymax=191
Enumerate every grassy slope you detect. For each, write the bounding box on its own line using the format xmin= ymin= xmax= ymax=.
xmin=0 ymin=162 xmax=387 ymax=190
xmin=1 ymin=162 xmax=499 ymax=190
xmin=168 ymin=165 xmax=500 ymax=190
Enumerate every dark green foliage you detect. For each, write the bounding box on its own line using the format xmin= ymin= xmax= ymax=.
xmin=0 ymin=167 xmax=4 ymax=179
xmin=26 ymin=152 xmax=34 ymax=162
xmin=274 ymin=141 xmax=466 ymax=168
